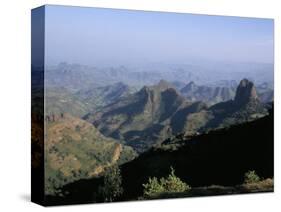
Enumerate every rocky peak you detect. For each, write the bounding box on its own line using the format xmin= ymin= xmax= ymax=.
xmin=234 ymin=79 xmax=258 ymax=105
xmin=181 ymin=81 xmax=197 ymax=93
xmin=154 ymin=79 xmax=174 ymax=91
xmin=139 ymin=80 xmax=175 ymax=98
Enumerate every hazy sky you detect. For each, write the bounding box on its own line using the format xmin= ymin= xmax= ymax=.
xmin=45 ymin=5 xmax=274 ymax=66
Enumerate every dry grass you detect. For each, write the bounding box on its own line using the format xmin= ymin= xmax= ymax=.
xmin=241 ymin=178 xmax=273 ymax=192
xmin=45 ymin=114 xmax=123 ymax=195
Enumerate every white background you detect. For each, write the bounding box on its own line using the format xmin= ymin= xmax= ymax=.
xmin=0 ymin=0 xmax=280 ymax=211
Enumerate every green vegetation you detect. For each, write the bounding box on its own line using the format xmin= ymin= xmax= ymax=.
xmin=45 ymin=115 xmax=136 ymax=195
xmin=87 ymin=79 xmax=268 ymax=153
xmin=86 ymin=81 xmax=203 ymax=153
xmin=143 ymin=167 xmax=190 ymax=198
xmin=45 ymin=83 xmax=136 ymax=118
xmin=143 ymin=177 xmax=165 ymax=197
xmin=244 ymin=170 xmax=261 ymax=184
xmin=45 ymin=88 xmax=90 ymax=117
xmin=98 ymin=165 xmax=123 ymax=202
xmin=42 ymin=78 xmax=273 ymax=203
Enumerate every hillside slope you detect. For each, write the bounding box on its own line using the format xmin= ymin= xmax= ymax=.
xmin=120 ymin=109 xmax=273 ymax=199
xmin=46 ymin=108 xmax=273 ymax=205
xmin=45 ymin=114 xmax=136 ymax=195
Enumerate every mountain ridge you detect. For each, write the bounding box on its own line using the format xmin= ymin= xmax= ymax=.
xmin=86 ymin=79 xmax=269 ymax=152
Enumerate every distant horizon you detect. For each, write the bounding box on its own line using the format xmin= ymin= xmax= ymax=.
xmin=44 ymin=5 xmax=274 ymax=67
xmin=46 ymin=59 xmax=274 ymax=69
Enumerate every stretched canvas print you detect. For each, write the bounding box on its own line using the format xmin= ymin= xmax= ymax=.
xmin=31 ymin=5 xmax=274 ymax=206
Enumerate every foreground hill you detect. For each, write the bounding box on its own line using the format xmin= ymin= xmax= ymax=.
xmin=46 ymin=107 xmax=273 ymax=205
xmin=45 ymin=114 xmax=136 ymax=195
xmin=120 ymin=108 xmax=273 ymax=199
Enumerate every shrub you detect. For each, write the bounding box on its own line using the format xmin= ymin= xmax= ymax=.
xmin=143 ymin=167 xmax=190 ymax=198
xmin=162 ymin=167 xmax=190 ymax=193
xmin=143 ymin=177 xmax=165 ymax=197
xmin=244 ymin=170 xmax=260 ymax=184
xmin=98 ymin=165 xmax=123 ymax=202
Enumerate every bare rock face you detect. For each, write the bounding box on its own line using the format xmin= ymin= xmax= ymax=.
xmin=234 ymin=79 xmax=258 ymax=105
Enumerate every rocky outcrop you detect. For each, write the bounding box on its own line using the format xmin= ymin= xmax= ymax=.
xmin=234 ymin=79 xmax=258 ymax=105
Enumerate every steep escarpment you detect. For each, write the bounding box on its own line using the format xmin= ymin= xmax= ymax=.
xmin=85 ymin=80 xmax=204 ymax=152
xmin=120 ymin=110 xmax=273 ymax=199
xmin=85 ymin=79 xmax=269 ymax=152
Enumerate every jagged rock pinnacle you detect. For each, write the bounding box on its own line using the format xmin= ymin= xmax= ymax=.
xmin=234 ymin=79 xmax=258 ymax=105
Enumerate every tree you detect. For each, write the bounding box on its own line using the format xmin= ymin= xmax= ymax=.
xmin=244 ymin=170 xmax=260 ymax=184
xmin=99 ymin=165 xmax=123 ymax=202
xmin=143 ymin=167 xmax=190 ymax=198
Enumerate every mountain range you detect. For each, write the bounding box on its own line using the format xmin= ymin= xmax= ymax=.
xmin=38 ymin=58 xmax=275 ymax=205
xmin=76 ymin=82 xmax=137 ymax=112
xmin=41 ymin=68 xmax=273 ymax=204
xmin=45 ymin=82 xmax=136 ymax=118
xmin=180 ymin=81 xmax=236 ymax=105
xmin=85 ymin=79 xmax=269 ymax=152
xmin=45 ymin=62 xmax=273 ymax=90
xmin=178 ymin=80 xmax=272 ymax=105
